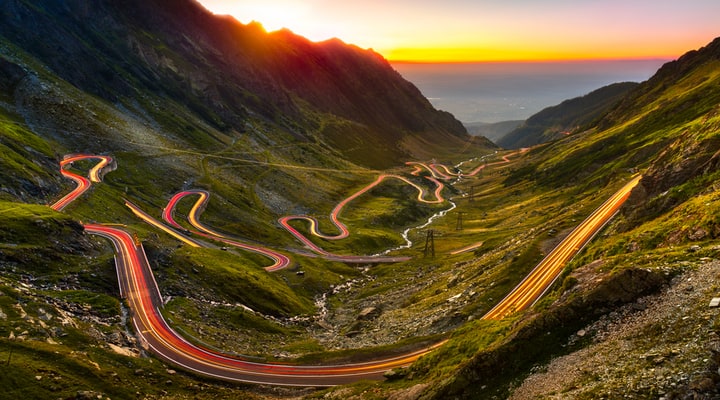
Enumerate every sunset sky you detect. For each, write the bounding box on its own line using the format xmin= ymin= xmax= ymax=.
xmin=197 ymin=0 xmax=719 ymax=62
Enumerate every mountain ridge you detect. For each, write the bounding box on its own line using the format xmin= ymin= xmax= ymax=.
xmin=497 ymin=81 xmax=639 ymax=149
xmin=464 ymin=120 xmax=524 ymax=143
xmin=0 ymin=0 xmax=484 ymax=169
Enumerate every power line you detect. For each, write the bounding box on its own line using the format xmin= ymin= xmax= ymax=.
xmin=423 ymin=229 xmax=435 ymax=258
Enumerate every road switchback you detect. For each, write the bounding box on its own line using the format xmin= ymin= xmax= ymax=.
xmin=85 ymin=224 xmax=443 ymax=386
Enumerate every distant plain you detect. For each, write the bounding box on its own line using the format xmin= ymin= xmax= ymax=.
xmin=393 ymin=59 xmax=666 ymax=123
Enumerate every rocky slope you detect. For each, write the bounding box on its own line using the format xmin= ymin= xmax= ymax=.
xmin=512 ymin=257 xmax=720 ymax=399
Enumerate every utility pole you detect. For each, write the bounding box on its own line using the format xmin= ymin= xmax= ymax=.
xmin=423 ymin=230 xmax=435 ymax=258
xmin=5 ymin=339 xmax=13 ymax=366
xmin=456 ymin=212 xmax=463 ymax=230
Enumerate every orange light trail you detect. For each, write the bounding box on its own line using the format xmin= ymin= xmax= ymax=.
xmin=279 ymin=172 xmax=444 ymax=259
xmin=163 ymin=190 xmax=292 ymax=272
xmin=483 ymin=175 xmax=642 ymax=320
xmin=51 ymin=154 xmax=114 ymax=211
xmin=48 ymin=152 xmax=642 ymax=386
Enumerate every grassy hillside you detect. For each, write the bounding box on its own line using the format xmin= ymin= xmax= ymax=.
xmin=497 ymin=82 xmax=638 ymax=149
xmin=413 ymin=37 xmax=720 ymax=399
xmin=0 ymin=2 xmax=491 ymax=397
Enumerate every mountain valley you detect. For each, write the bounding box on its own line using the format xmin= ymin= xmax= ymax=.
xmin=1 ymin=1 xmax=720 ymax=399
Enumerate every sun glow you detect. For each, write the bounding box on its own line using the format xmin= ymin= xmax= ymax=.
xmin=386 ymin=45 xmax=684 ymax=63
xmin=203 ymin=1 xmax=310 ymax=33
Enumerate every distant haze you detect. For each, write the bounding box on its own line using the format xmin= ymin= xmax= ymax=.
xmin=393 ymin=60 xmax=667 ymax=123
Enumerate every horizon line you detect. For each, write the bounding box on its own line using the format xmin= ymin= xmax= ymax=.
xmin=387 ymin=56 xmax=675 ymax=64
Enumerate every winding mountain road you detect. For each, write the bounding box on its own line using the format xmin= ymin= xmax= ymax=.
xmin=162 ymin=190 xmax=291 ymax=271
xmin=279 ymin=174 xmax=443 ymax=260
xmin=124 ymin=199 xmax=205 ymax=248
xmin=51 ymin=154 xmax=114 ymax=211
xmin=50 ymin=154 xmax=440 ymax=385
xmin=50 ymin=153 xmax=641 ymax=386
xmin=407 ymin=149 xmax=526 ymax=180
xmin=85 ymin=223 xmax=442 ymax=386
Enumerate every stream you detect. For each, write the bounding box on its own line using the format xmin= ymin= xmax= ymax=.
xmin=377 ymin=200 xmax=457 ymax=255
xmin=375 ymin=155 xmax=492 ymax=256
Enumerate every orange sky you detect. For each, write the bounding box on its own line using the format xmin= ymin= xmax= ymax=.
xmin=197 ymin=1 xmax=719 ymax=62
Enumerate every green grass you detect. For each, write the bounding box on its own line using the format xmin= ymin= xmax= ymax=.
xmin=52 ymin=290 xmax=120 ymax=318
xmin=281 ymin=338 xmax=325 ymax=355
xmin=0 ymin=282 xmax=259 ymax=400
xmin=575 ymin=177 xmax=720 ymax=267
xmin=164 ymin=246 xmax=313 ymax=316
xmin=0 ymin=107 xmax=55 ymax=158
xmin=0 ymin=201 xmax=123 ymax=295
xmin=162 ymin=297 xmax=307 ymax=359
xmin=293 ymin=333 xmax=447 ymax=365
xmin=410 ymin=318 xmax=516 ymax=380
xmin=0 ymin=201 xmax=77 ymax=245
